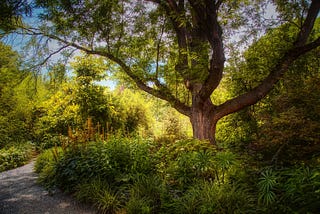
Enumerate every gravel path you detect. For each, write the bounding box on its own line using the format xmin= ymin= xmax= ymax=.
xmin=0 ymin=161 xmax=96 ymax=214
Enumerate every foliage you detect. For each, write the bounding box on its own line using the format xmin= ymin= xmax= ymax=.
xmin=33 ymin=54 xmax=155 ymax=149
xmin=36 ymin=138 xmax=250 ymax=213
xmin=0 ymin=42 xmax=48 ymax=149
xmin=35 ymin=136 xmax=320 ymax=213
xmin=255 ymin=166 xmax=320 ymax=213
xmin=253 ymin=72 xmax=320 ymax=165
xmin=28 ymin=0 xmax=320 ymax=144
xmin=0 ymin=142 xmax=33 ymax=172
xmin=36 ymin=138 xmax=156 ymax=191
xmin=172 ymin=181 xmax=254 ymax=214
xmin=0 ymin=0 xmax=31 ymax=32
xmin=126 ymin=174 xmax=165 ymax=213
xmin=75 ymin=179 xmax=121 ymax=214
xmin=258 ymin=168 xmax=277 ymax=206
xmin=34 ymin=146 xmax=63 ymax=191
xmin=115 ymin=88 xmax=153 ymax=136
xmin=33 ymin=82 xmax=81 ymax=139
xmin=34 ymin=146 xmax=62 ymax=173
xmin=217 ymin=19 xmax=320 ymax=166
xmin=277 ymin=166 xmax=320 ymax=213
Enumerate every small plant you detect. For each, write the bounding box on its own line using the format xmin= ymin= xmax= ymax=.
xmin=258 ymin=168 xmax=277 ymax=206
xmin=173 ymin=181 xmax=254 ymax=214
xmin=213 ymin=151 xmax=237 ymax=185
xmin=75 ymin=179 xmax=121 ymax=214
xmin=125 ymin=197 xmax=152 ymax=214
xmin=128 ymin=174 xmax=165 ymax=212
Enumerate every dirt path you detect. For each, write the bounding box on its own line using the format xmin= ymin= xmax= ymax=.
xmin=0 ymin=161 xmax=96 ymax=214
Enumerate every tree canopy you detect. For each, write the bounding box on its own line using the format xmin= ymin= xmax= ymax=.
xmin=5 ymin=0 xmax=320 ymax=143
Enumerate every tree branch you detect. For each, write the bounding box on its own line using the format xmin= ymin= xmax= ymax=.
xmin=146 ymin=0 xmax=196 ymax=91
xmin=155 ymin=17 xmax=166 ymax=80
xmin=188 ymin=0 xmax=225 ymax=100
xmin=216 ymin=37 xmax=320 ymax=120
xmin=214 ymin=1 xmax=320 ymax=119
xmin=295 ymin=0 xmax=320 ymax=46
xmin=23 ymin=27 xmax=192 ymax=116
xmin=33 ymin=44 xmax=70 ymax=67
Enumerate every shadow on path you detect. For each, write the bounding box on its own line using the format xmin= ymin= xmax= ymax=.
xmin=0 ymin=161 xmax=96 ymax=214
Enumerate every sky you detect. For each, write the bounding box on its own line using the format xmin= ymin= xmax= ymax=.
xmin=1 ymin=6 xmax=118 ymax=90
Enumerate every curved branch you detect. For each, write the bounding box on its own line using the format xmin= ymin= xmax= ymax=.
xmin=216 ymin=37 xmax=320 ymax=120
xmin=215 ymin=0 xmax=320 ymax=119
xmin=33 ymin=44 xmax=69 ymax=67
xmin=23 ymin=27 xmax=192 ymax=116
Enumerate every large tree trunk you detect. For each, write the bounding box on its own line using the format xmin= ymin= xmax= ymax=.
xmin=191 ymin=112 xmax=217 ymax=144
xmin=190 ymin=98 xmax=218 ymax=144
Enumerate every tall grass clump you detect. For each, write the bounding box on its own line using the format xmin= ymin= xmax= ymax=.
xmin=172 ymin=181 xmax=255 ymax=214
xmin=75 ymin=179 xmax=121 ymax=214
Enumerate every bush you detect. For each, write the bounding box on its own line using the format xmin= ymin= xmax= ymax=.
xmin=37 ymin=138 xmax=156 ymax=192
xmin=34 ymin=147 xmax=62 ymax=173
xmin=0 ymin=142 xmax=34 ymax=172
xmin=36 ymin=138 xmax=253 ymax=213
xmin=34 ymin=134 xmax=63 ymax=151
xmin=155 ymin=139 xmax=239 ymax=190
xmin=34 ymin=147 xmax=63 ymax=191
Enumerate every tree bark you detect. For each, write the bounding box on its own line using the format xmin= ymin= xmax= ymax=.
xmin=191 ymin=112 xmax=217 ymax=144
xmin=190 ymin=97 xmax=218 ymax=144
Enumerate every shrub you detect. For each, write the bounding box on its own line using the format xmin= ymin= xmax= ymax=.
xmin=35 ymin=147 xmax=63 ymax=191
xmin=37 ymin=137 xmax=156 ymax=192
xmin=156 ymin=139 xmax=238 ymax=189
xmin=0 ymin=142 xmax=33 ymax=172
xmin=34 ymin=134 xmax=62 ymax=151
xmin=35 ymin=138 xmax=268 ymax=213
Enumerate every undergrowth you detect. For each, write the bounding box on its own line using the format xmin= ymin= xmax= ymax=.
xmin=35 ymin=137 xmax=320 ymax=213
xmin=0 ymin=142 xmax=34 ymax=172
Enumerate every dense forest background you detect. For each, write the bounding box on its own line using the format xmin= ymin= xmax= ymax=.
xmin=1 ymin=0 xmax=320 ymax=213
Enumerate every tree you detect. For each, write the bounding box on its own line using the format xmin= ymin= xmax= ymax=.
xmin=20 ymin=0 xmax=320 ymax=144
xmin=217 ymin=20 xmax=320 ymax=163
xmin=0 ymin=42 xmax=39 ymax=145
xmin=0 ymin=0 xmax=31 ymax=32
